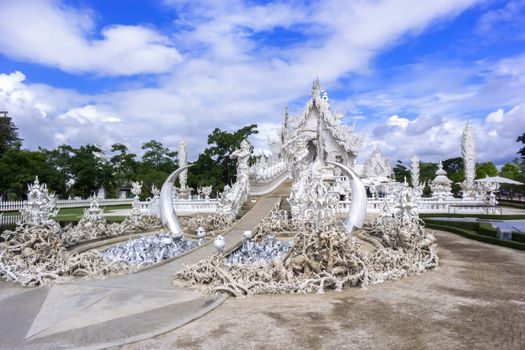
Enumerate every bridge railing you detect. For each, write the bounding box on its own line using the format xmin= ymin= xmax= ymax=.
xmin=338 ymin=198 xmax=487 ymax=214
xmin=249 ymin=160 xmax=290 ymax=196
xmin=139 ymin=198 xmax=220 ymax=215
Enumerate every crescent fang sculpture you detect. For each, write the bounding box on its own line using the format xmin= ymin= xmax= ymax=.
xmin=326 ymin=161 xmax=367 ymax=234
xmin=160 ymin=165 xmax=192 ymax=238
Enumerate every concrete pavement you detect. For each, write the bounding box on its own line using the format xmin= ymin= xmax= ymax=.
xmin=0 ymin=195 xmax=281 ymax=350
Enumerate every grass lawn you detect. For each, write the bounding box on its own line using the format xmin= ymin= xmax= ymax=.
xmin=420 ymin=213 xmax=525 ymax=220
xmin=423 ymin=218 xmax=525 ymax=251
xmin=53 ymin=204 xmax=131 ymax=220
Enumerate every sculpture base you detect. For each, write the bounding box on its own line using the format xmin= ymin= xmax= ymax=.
xmin=178 ymin=188 xmax=191 ymax=199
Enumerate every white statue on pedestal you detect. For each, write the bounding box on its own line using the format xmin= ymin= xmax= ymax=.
xmin=230 ymin=140 xmax=251 ymax=181
xmin=149 ymin=185 xmax=161 ymax=218
xmin=461 ymin=122 xmax=476 ymax=199
xmin=178 ymin=138 xmax=190 ymax=199
xmin=218 ymin=139 xmax=252 ymax=217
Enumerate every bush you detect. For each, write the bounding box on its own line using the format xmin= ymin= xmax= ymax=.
xmin=512 ymin=232 xmax=525 ymax=244
xmin=478 ymin=222 xmax=497 ymax=238
xmin=424 ymin=221 xmax=525 ymax=251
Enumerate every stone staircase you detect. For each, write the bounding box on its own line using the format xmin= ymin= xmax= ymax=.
xmin=236 ymin=197 xmax=258 ymax=219
xmin=237 ymin=179 xmax=294 ymax=220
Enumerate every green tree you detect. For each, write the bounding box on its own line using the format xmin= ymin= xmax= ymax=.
xmin=475 ymin=162 xmax=498 ymax=179
xmin=110 ymin=143 xmax=138 ymax=187
xmin=141 ymin=140 xmax=177 ymax=172
xmin=188 ymin=124 xmax=258 ymax=192
xmin=0 ymin=149 xmax=65 ymax=200
xmin=393 ymin=160 xmax=409 ymax=183
xmin=517 ymin=133 xmax=525 ymax=159
xmin=64 ymin=145 xmax=115 ymax=198
xmin=442 ymin=157 xmax=463 ymax=175
xmin=0 ymin=111 xmax=22 ymax=157
xmin=442 ymin=157 xmax=464 ymax=196
xmin=136 ymin=140 xmax=178 ymax=199
xmin=419 ymin=162 xmax=438 ymax=197
xmin=40 ymin=145 xmax=75 ymax=198
xmin=499 ymin=159 xmax=525 ymax=199
xmin=500 ymin=159 xmax=520 ymax=179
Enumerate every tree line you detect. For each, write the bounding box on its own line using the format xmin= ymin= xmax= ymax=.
xmin=0 ymin=111 xmax=258 ymax=201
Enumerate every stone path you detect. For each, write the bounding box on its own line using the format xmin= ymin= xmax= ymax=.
xmin=0 ymin=195 xmax=281 ymax=350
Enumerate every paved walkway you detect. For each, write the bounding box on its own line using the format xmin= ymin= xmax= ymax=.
xmin=0 ymin=196 xmax=281 ymax=350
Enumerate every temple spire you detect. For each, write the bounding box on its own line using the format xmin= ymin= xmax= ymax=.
xmin=311 ymin=77 xmax=321 ymax=97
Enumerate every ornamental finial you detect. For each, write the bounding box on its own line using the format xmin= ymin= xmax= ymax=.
xmin=311 ymin=78 xmax=321 ymax=97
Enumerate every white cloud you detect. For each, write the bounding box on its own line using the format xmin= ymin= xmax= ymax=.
xmin=387 ymin=115 xmax=410 ymax=128
xmin=359 ymin=103 xmax=525 ymax=166
xmin=477 ymin=0 xmax=525 ymax=35
xmin=8 ymin=0 xmax=525 ymax=168
xmin=0 ymin=0 xmax=182 ymax=76
xmin=485 ymin=108 xmax=504 ymax=124
xmin=58 ymin=106 xmax=121 ymax=125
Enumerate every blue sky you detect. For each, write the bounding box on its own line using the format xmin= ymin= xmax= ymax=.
xmin=0 ymin=0 xmax=524 ymax=166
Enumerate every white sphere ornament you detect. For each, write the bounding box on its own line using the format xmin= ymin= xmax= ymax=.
xmin=214 ymin=235 xmax=226 ymax=253
xmin=161 ymin=237 xmax=173 ymax=245
xmin=197 ymin=226 xmax=206 ymax=239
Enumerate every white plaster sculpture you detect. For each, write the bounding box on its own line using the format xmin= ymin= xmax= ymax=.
xmin=131 ymin=181 xmax=142 ymax=198
xmin=83 ymin=195 xmax=104 ymax=223
xmin=149 ymin=185 xmax=161 ymax=218
xmin=230 ymin=140 xmax=251 ymax=181
xmin=372 ymin=181 xmax=435 ymax=250
xmin=430 ymin=162 xmax=453 ymax=200
xmin=160 ymin=165 xmax=192 ymax=238
xmin=410 ymin=154 xmax=420 ymax=187
xmin=218 ymin=139 xmax=252 ymax=217
xmin=176 ymin=175 xmax=438 ymax=297
xmin=327 ymin=161 xmax=367 ymax=234
xmin=178 ymin=138 xmax=190 ymax=199
xmin=287 ymin=161 xmax=340 ymax=229
xmin=201 ymin=185 xmax=212 ymax=200
xmin=461 ymin=122 xmax=477 ymax=198
xmin=128 ymin=181 xmax=143 ymax=226
xmin=410 ymin=154 xmax=424 ymax=198
xmin=20 ymin=177 xmax=59 ymax=226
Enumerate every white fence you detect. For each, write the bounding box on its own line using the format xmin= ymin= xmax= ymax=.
xmin=139 ymin=199 xmax=219 ymax=215
xmin=337 ymin=198 xmax=489 ymax=214
xmin=0 ymin=198 xmax=133 ymax=212
xmin=0 ymin=214 xmax=20 ymax=226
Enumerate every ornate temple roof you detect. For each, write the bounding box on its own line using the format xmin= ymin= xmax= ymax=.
xmin=363 ymin=147 xmax=393 ymax=179
xmin=288 ymin=79 xmax=364 ymax=155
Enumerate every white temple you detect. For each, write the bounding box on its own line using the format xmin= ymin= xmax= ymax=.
xmin=275 ymin=79 xmax=364 ymax=180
